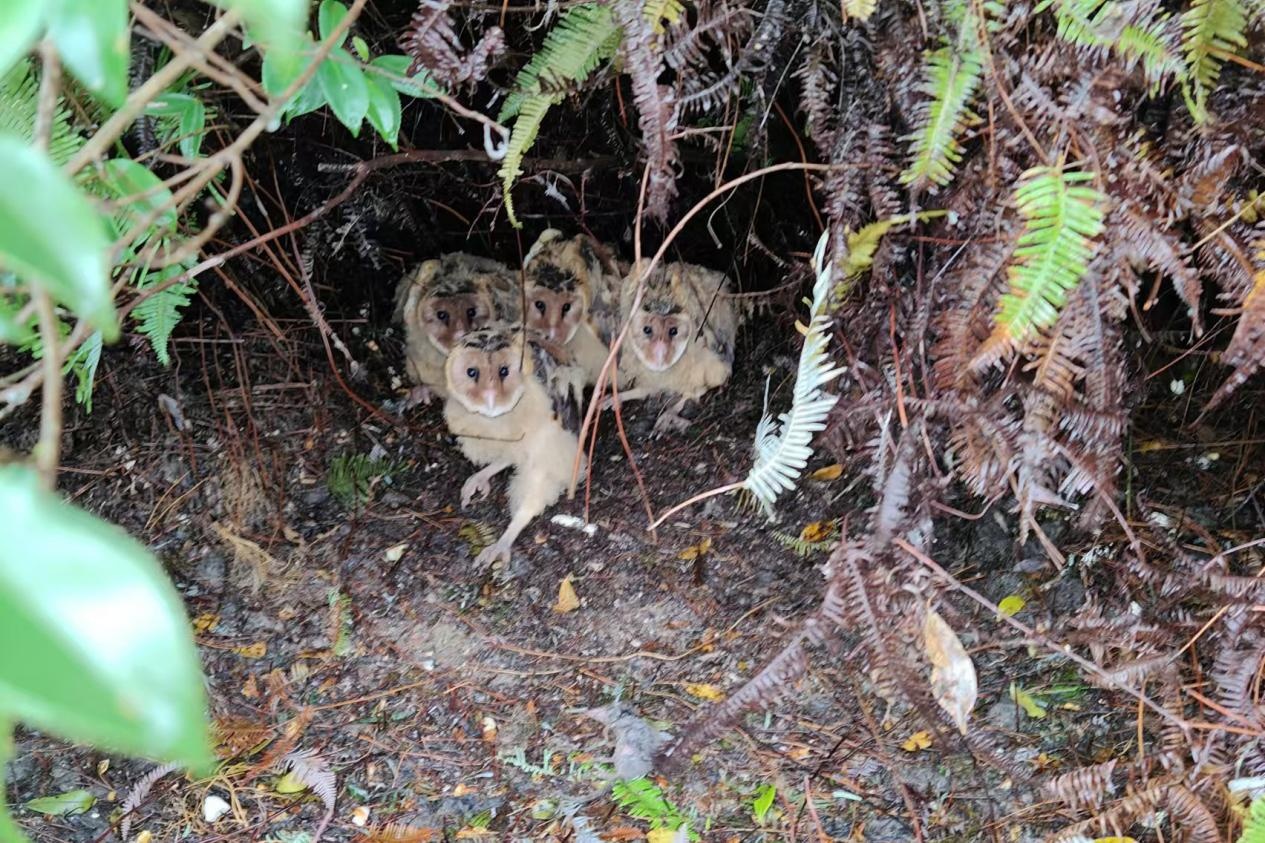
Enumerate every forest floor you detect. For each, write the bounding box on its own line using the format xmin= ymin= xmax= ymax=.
xmin=2 ymin=308 xmax=1256 ymax=843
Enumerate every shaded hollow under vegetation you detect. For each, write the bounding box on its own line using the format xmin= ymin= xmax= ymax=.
xmin=2 ymin=0 xmax=1265 ymax=840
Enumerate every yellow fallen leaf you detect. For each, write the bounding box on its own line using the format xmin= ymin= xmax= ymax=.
xmin=901 ymin=731 xmax=932 ymax=752
xmin=481 ymin=716 xmax=498 ymax=743
xmin=997 ymin=595 xmax=1026 ymax=617
xmin=809 ymin=464 xmax=843 ymax=481
xmin=799 ymin=521 xmax=834 ymax=543
xmin=1011 ymin=683 xmax=1047 ymax=719
xmin=678 ymin=538 xmax=713 ymax=561
xmin=136 ymin=831 xmax=153 ymax=843
xmin=683 ymin=683 xmax=725 ymax=702
xmin=274 ymin=772 xmax=306 ymax=794
xmin=1093 ymin=838 xmax=1137 ymax=843
xmin=648 ymin=829 xmax=680 ymax=843
xmin=350 ymin=805 xmax=370 ymax=827
xmin=234 ymin=642 xmax=267 ymax=659
xmin=553 ymin=576 xmax=580 ymax=613
xmin=452 ymin=783 xmax=473 ymax=797
xmin=384 ymin=543 xmax=408 ymax=563
xmin=192 ymin=613 xmax=219 ymax=634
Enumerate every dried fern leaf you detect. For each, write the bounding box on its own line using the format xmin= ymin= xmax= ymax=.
xmin=1049 ymin=0 xmax=1182 ymax=88
xmin=1181 ymin=0 xmax=1248 ymax=116
xmin=281 ymin=748 xmax=337 ymax=842
xmin=743 ymin=231 xmax=845 ymax=516
xmin=119 ymin=762 xmax=182 ymax=842
xmin=975 ymin=165 xmax=1106 ymax=366
xmin=843 ymin=0 xmax=879 ymax=20
xmin=1207 ymin=245 xmax=1265 ymax=410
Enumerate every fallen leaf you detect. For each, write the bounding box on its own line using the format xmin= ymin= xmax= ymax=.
xmin=452 ymin=782 xmax=473 ymax=797
xmin=192 ymin=612 xmax=219 ymax=634
xmin=809 ymin=464 xmax=843 ymax=481
xmin=385 ymin=543 xmax=408 ymax=563
xmin=647 ymin=830 xmax=680 ymax=843
xmin=601 ymin=827 xmax=647 ymax=841
xmin=923 ymin=607 xmax=977 ymax=734
xmin=241 ymin=674 xmax=259 ymax=699
xmin=274 ymin=771 xmax=307 ymax=794
xmin=553 ymin=576 xmax=580 ymax=613
xmin=683 ymin=683 xmax=725 ymax=702
xmin=799 ymin=520 xmax=834 ymax=543
xmin=351 ymin=805 xmax=371 ymax=827
xmin=677 ymin=538 xmax=713 ymax=561
xmin=998 ymin=595 xmax=1025 ymax=617
xmin=901 ymin=731 xmax=932 ymax=752
xmin=481 ymin=716 xmax=498 ymax=743
xmin=96 ymin=758 xmax=109 ymax=777
xmin=1093 ymin=838 xmax=1137 ymax=843
xmin=136 ymin=831 xmax=153 ymax=843
xmin=203 ymin=794 xmax=231 ymax=823
xmin=25 ymin=789 xmax=95 ymax=816
xmin=234 ymin=641 xmax=267 ymax=659
xmin=1011 ymin=683 xmax=1047 ymax=719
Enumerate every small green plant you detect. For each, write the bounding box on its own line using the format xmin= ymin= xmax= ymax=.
xmin=1238 ymin=796 xmax=1265 ymax=843
xmin=326 ymin=452 xmax=401 ymax=510
xmin=750 ymin=782 xmax=776 ymax=825
xmin=611 ymin=777 xmax=696 ymax=839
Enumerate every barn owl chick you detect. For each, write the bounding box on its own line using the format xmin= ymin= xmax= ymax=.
xmin=443 ymin=323 xmax=587 ymax=575
xmin=394 ymin=254 xmax=518 ymax=404
xmin=612 ymin=262 xmax=739 ymax=435
xmin=521 ymin=229 xmax=621 ymax=385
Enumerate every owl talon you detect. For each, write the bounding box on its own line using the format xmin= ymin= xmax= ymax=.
xmin=461 ymin=474 xmax=492 ymax=509
xmin=403 ymin=385 xmax=433 ymax=410
xmin=652 ymin=409 xmax=691 ymax=437
xmin=474 ymin=539 xmax=513 ymax=574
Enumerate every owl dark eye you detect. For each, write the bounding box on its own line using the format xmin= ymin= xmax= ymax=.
xmin=642 ymin=325 xmax=653 ymax=336
xmin=466 ymin=307 xmax=477 ymax=321
xmin=534 ymin=300 xmax=546 ymax=313
xmin=466 ymin=367 xmax=479 ymax=380
xmin=498 ymin=365 xmax=509 ymax=379
xmin=437 ymin=310 xmax=449 ymax=322
xmin=668 ymin=326 xmax=678 ymax=337
xmin=561 ymin=302 xmax=572 ymax=314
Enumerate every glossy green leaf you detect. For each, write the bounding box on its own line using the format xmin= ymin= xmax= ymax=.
xmin=99 ymin=158 xmax=177 ymax=236
xmin=284 ymin=75 xmax=328 ymax=121
xmin=365 ymin=73 xmax=401 ymax=149
xmin=369 ymin=55 xmax=442 ymax=99
xmin=0 ymin=0 xmax=43 ymax=78
xmin=318 ymin=0 xmax=350 ymax=42
xmin=46 ymin=0 xmax=129 ymax=106
xmin=352 ymin=35 xmax=370 ymax=62
xmin=25 ymin=789 xmax=95 ymax=816
xmin=0 ymin=136 xmax=116 ymax=339
xmin=146 ymin=93 xmax=207 ymax=159
xmin=317 ymin=52 xmax=368 ymax=135
xmin=0 ymin=464 xmax=211 ymax=768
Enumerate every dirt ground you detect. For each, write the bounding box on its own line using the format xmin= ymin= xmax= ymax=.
xmin=2 ymin=284 xmax=1257 ymax=842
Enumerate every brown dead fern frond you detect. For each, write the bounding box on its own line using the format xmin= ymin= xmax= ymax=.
xmin=401 ymin=0 xmax=505 ymax=88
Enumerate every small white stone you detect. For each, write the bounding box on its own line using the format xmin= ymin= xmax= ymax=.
xmin=1170 ymin=378 xmax=1186 ymax=395
xmin=203 ymin=795 xmax=231 ymax=823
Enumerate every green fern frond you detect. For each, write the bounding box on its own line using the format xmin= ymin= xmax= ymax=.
xmin=327 ymin=453 xmax=402 ymax=510
xmin=65 ymin=331 xmax=103 ymax=412
xmin=1181 ymin=0 xmax=1247 ymax=113
xmin=1239 ymin=796 xmax=1265 ymax=843
xmin=981 ymin=165 xmax=1106 ymax=356
xmin=498 ymin=3 xmax=621 ymax=226
xmin=744 ymin=231 xmax=845 ymax=517
xmin=1050 ymin=0 xmax=1183 ymax=88
xmin=899 ymin=44 xmax=984 ymax=190
xmin=0 ymin=59 xmax=84 ymax=166
xmin=133 ymin=264 xmax=197 ymax=366
xmin=611 ymin=777 xmax=693 ymax=835
xmin=771 ymin=529 xmax=836 ymax=557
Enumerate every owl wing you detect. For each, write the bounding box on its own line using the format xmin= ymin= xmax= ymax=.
xmin=480 ymin=268 xmax=525 ymax=323
xmin=587 ymin=267 xmax=624 ymax=346
xmin=687 ymin=267 xmax=738 ymax=366
xmin=530 ymin=338 xmax=586 ymax=435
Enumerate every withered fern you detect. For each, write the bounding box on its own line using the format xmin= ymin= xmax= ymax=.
xmin=401 ymin=0 xmax=505 ymax=88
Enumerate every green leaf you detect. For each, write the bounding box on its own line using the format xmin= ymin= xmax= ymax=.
xmin=0 ymin=0 xmax=44 ymax=79
xmin=99 ymin=158 xmax=177 ymax=235
xmin=262 ymin=32 xmax=315 ymax=99
xmin=352 ymin=35 xmax=370 ymax=62
xmin=0 ymin=136 xmax=116 ymax=339
xmin=274 ymin=771 xmax=307 ymax=794
xmin=0 ymin=464 xmax=211 ymax=768
xmin=46 ymin=0 xmax=129 ymax=106
xmin=369 ymin=55 xmax=442 ymax=99
xmin=365 ymin=73 xmax=401 ymax=149
xmin=318 ymin=0 xmax=350 ymax=42
xmin=65 ymin=329 xmax=101 ymax=410
xmin=284 ymin=75 xmax=327 ymax=121
xmin=25 ymin=789 xmax=95 ymax=816
xmin=1010 ymin=683 xmax=1048 ymax=719
xmin=147 ymin=93 xmax=208 ymax=159
xmin=751 ymin=783 xmax=776 ymax=824
xmin=317 ymin=51 xmax=368 ymax=135
xmin=133 ymin=264 xmax=196 ymax=366
xmin=213 ymin=0 xmax=307 ymax=55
